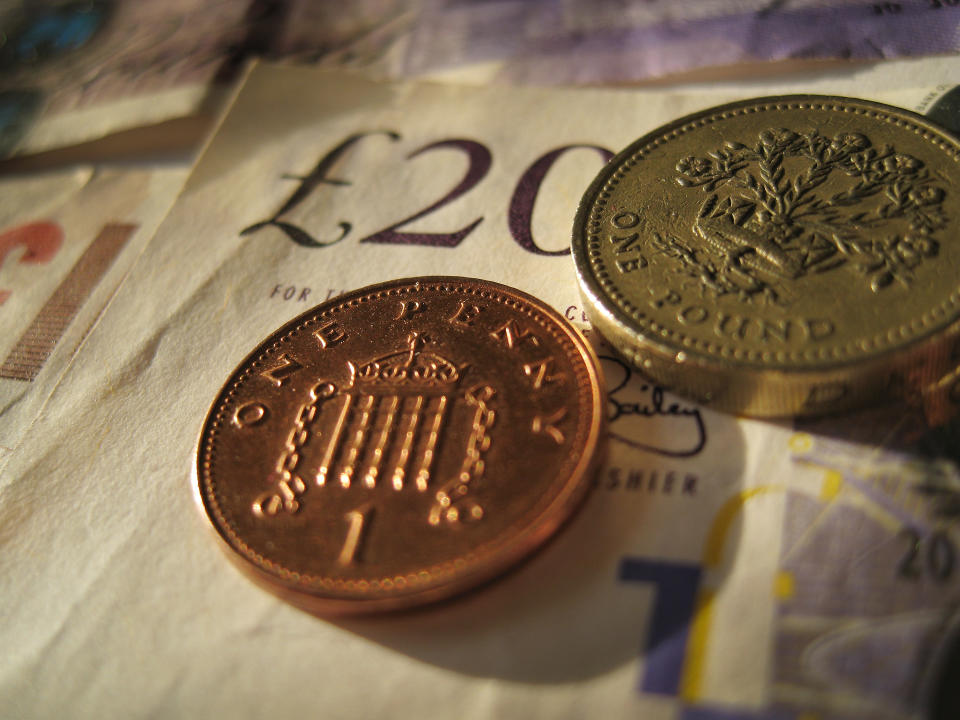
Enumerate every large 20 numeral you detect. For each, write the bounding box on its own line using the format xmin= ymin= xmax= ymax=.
xmin=360 ymin=139 xmax=491 ymax=247
xmin=508 ymin=144 xmax=613 ymax=256
xmin=242 ymin=133 xmax=612 ymax=255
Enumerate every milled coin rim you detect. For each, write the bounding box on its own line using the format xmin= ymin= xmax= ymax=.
xmin=193 ymin=276 xmax=605 ymax=612
xmin=572 ymin=95 xmax=960 ymax=374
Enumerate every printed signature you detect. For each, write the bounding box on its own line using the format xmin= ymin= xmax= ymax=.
xmin=600 ymin=355 xmax=706 ymax=457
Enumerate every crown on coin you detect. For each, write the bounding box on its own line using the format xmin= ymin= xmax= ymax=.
xmin=347 ymin=332 xmax=460 ymax=391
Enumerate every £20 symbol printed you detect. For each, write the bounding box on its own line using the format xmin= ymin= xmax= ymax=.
xmin=241 ymin=130 xmax=612 ymax=256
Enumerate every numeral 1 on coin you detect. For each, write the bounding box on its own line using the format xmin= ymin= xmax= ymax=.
xmin=338 ymin=504 xmax=373 ymax=566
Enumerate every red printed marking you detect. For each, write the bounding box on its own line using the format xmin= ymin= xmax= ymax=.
xmin=0 ymin=221 xmax=64 ymax=304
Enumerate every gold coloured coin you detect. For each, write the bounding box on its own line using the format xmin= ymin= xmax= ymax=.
xmin=573 ymin=95 xmax=960 ymax=416
xmin=194 ymin=277 xmax=604 ymax=613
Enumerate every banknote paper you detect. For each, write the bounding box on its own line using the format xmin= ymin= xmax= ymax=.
xmin=0 ymin=0 xmax=406 ymax=157
xmin=0 ymin=0 xmax=264 ymax=156
xmin=1 ymin=0 xmax=426 ymax=158
xmin=3 ymin=62 xmax=960 ymax=719
xmin=389 ymin=0 xmax=960 ymax=85
xmin=8 ymin=0 xmax=960 ymax=158
xmin=0 ymin=164 xmax=188 ymax=473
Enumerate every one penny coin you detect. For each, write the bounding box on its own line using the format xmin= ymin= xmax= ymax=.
xmin=573 ymin=96 xmax=960 ymax=417
xmin=194 ymin=277 xmax=604 ymax=613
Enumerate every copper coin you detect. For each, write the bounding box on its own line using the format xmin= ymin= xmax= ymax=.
xmin=194 ymin=277 xmax=605 ymax=613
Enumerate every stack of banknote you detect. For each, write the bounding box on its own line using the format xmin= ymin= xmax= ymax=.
xmin=2 ymin=2 xmax=960 ymax=719
xmin=4 ymin=0 xmax=960 ymax=157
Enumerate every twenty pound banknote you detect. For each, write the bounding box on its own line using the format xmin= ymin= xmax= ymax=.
xmin=5 ymin=0 xmax=960 ymax=157
xmin=2 ymin=61 xmax=960 ymax=719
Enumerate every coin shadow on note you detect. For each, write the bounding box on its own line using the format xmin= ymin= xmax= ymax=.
xmin=795 ymin=397 xmax=960 ymax=502
xmin=331 ymin=371 xmax=749 ymax=684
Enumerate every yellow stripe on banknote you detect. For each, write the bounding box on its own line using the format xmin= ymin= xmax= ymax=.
xmin=819 ymin=470 xmax=843 ymax=501
xmin=788 ymin=432 xmax=813 ymax=454
xmin=774 ymin=571 xmax=795 ymax=600
xmin=680 ymin=588 xmax=716 ymax=701
xmin=703 ymin=487 xmax=780 ymax=566
xmin=683 ymin=486 xmax=784 ymax=700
